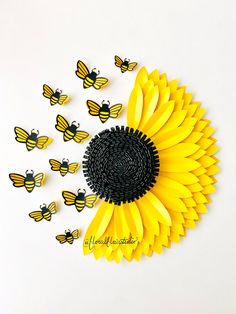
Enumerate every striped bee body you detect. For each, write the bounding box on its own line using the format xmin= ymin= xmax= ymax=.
xmin=63 ymin=125 xmax=77 ymax=141
xmin=41 ymin=207 xmax=52 ymax=221
xmin=99 ymin=104 xmax=110 ymax=123
xmin=121 ymin=61 xmax=129 ymax=73
xmin=66 ymin=232 xmax=74 ymax=244
xmin=50 ymin=91 xmax=61 ymax=105
xmin=75 ymin=192 xmax=86 ymax=212
xmin=60 ymin=161 xmax=69 ymax=176
xmin=25 ymin=173 xmax=35 ymax=192
xmin=83 ymin=71 xmax=97 ymax=89
xmin=26 ymin=132 xmax=38 ymax=151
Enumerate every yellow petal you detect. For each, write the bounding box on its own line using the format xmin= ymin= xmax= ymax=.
xmin=143 ymin=101 xmax=174 ymax=137
xmin=160 ymin=157 xmax=201 ymax=172
xmin=157 ymin=87 xmax=170 ymax=108
xmin=139 ymin=86 xmax=159 ymax=130
xmin=137 ymin=191 xmax=170 ymax=226
xmin=127 ymin=83 xmax=143 ymax=129
xmin=148 ymin=69 xmax=159 ymax=84
xmin=160 ymin=171 xmax=199 ymax=185
xmin=157 ymin=175 xmax=192 ymax=198
xmin=135 ymin=66 xmax=148 ymax=87
xmin=143 ymin=191 xmax=172 ymax=225
xmin=83 ymin=202 xmax=114 ymax=254
xmin=153 ymin=110 xmax=187 ymax=138
xmin=135 ymin=200 xmax=160 ymax=235
xmin=152 ymin=185 xmax=187 ymax=212
xmin=123 ymin=202 xmax=143 ymax=242
xmin=183 ymin=131 xmax=203 ymax=143
xmin=114 ymin=204 xmax=130 ymax=240
xmin=198 ymin=155 xmax=216 ymax=168
xmin=188 ymin=183 xmax=203 ymax=192
xmin=155 ymin=126 xmax=193 ymax=150
xmin=170 ymin=88 xmax=185 ymax=102
xmin=159 ymin=143 xmax=200 ymax=158
xmin=142 ymin=79 xmax=154 ymax=95
xmin=206 ymin=165 xmax=219 ymax=176
xmin=168 ymin=79 xmax=178 ymax=93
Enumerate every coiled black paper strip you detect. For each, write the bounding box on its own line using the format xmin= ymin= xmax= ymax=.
xmin=83 ymin=126 xmax=159 ymax=204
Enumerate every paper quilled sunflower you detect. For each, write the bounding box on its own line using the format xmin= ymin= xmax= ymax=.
xmin=82 ymin=66 xmax=219 ymax=262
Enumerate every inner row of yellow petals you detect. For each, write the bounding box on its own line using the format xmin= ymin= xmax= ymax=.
xmin=83 ymin=66 xmax=219 ymax=263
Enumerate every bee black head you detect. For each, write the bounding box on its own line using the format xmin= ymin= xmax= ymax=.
xmin=56 ymin=88 xmax=62 ymax=94
xmin=91 ymin=68 xmax=100 ymax=76
xmin=25 ymin=169 xmax=34 ymax=178
xmin=102 ymin=100 xmax=110 ymax=107
xmin=40 ymin=203 xmax=47 ymax=211
xmin=71 ymin=121 xmax=80 ymax=128
xmin=77 ymin=188 xmax=86 ymax=199
xmin=31 ymin=129 xmax=39 ymax=138
xmin=65 ymin=229 xmax=71 ymax=235
xmin=124 ymin=58 xmax=130 ymax=62
xmin=62 ymin=158 xmax=69 ymax=165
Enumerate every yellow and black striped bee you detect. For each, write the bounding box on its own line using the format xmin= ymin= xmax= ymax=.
xmin=14 ymin=127 xmax=52 ymax=151
xmin=75 ymin=60 xmax=108 ymax=89
xmin=9 ymin=170 xmax=45 ymax=193
xmin=49 ymin=158 xmax=80 ymax=177
xmin=114 ymin=56 xmax=138 ymax=73
xmin=55 ymin=114 xmax=90 ymax=143
xmin=86 ymin=100 xmax=123 ymax=123
xmin=29 ymin=202 xmax=57 ymax=222
xmin=56 ymin=229 xmax=80 ymax=244
xmin=43 ymin=84 xmax=69 ymax=106
xmin=62 ymin=189 xmax=98 ymax=212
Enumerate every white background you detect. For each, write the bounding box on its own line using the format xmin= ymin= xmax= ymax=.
xmin=0 ymin=0 xmax=236 ymax=313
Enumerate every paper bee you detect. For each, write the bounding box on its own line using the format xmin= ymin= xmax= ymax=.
xmin=14 ymin=127 xmax=52 ymax=151
xmin=62 ymin=189 xmax=98 ymax=212
xmin=56 ymin=229 xmax=80 ymax=244
xmin=114 ymin=56 xmax=137 ymax=73
xmin=9 ymin=170 xmax=45 ymax=193
xmin=86 ymin=100 xmax=123 ymax=123
xmin=49 ymin=158 xmax=80 ymax=177
xmin=75 ymin=60 xmax=108 ymax=89
xmin=55 ymin=114 xmax=90 ymax=143
xmin=43 ymin=84 xmax=69 ymax=106
xmin=29 ymin=202 xmax=57 ymax=222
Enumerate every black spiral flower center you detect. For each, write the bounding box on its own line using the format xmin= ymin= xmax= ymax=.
xmin=83 ymin=126 xmax=159 ymax=204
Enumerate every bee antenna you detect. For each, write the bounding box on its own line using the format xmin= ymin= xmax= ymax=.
xmin=56 ymin=88 xmax=62 ymax=93
xmin=36 ymin=130 xmax=39 ymax=135
xmin=77 ymin=123 xmax=80 ymax=128
xmin=25 ymin=170 xmax=29 ymax=174
xmin=97 ymin=70 xmax=100 ymax=75
xmin=31 ymin=170 xmax=34 ymax=175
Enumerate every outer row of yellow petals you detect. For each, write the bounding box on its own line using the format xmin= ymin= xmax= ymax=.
xmin=85 ymin=67 xmax=219 ymax=262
